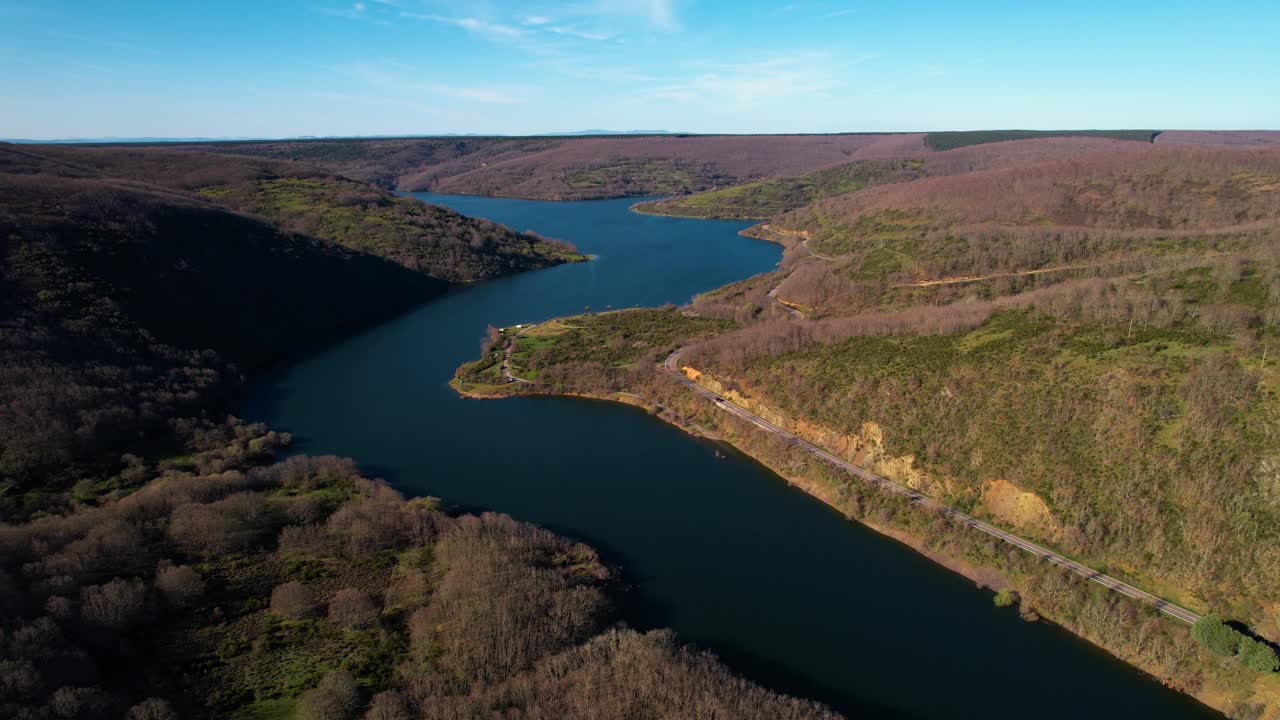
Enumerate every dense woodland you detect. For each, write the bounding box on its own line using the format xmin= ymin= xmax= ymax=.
xmin=922 ymin=129 xmax=1158 ymax=151
xmin=0 ymin=426 xmax=840 ymax=719
xmin=0 ymin=168 xmax=445 ymax=514
xmin=2 ymin=145 xmax=580 ymax=282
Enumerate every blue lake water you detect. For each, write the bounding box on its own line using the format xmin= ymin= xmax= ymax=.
xmin=246 ymin=193 xmax=1218 ymax=719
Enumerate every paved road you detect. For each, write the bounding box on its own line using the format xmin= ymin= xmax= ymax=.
xmin=766 ymin=281 xmax=804 ymax=318
xmin=756 ymin=224 xmax=835 ymax=261
xmin=662 ymin=349 xmax=1201 ymax=625
xmin=802 ymin=238 xmax=835 ymax=261
xmin=890 ymin=261 xmax=1108 ymax=289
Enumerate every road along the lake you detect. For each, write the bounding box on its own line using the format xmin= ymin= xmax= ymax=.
xmin=663 ymin=348 xmax=1201 ymax=625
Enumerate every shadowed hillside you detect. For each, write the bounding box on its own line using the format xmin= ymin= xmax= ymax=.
xmin=2 ymin=145 xmax=582 ymax=282
xmin=0 ymin=143 xmax=845 ymax=720
xmin=0 ymin=168 xmax=445 ymax=513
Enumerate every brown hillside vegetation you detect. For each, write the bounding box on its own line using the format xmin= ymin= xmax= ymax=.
xmin=455 ymin=140 xmax=1280 ymax=717
xmin=789 ymin=145 xmax=1280 ymax=234
xmin=2 ymin=144 xmax=580 ymax=282
xmin=183 ymin=133 xmax=930 ymax=200
xmin=771 ymin=144 xmax=1280 ymax=288
xmin=0 ymin=431 xmax=839 ymax=719
xmin=919 ymin=136 xmax=1171 ymax=176
xmin=636 ymin=137 xmax=1160 ymax=221
xmin=1157 ymin=131 xmax=1280 ymax=147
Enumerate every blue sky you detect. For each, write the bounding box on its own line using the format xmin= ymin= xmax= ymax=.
xmin=2 ymin=0 xmax=1277 ymax=139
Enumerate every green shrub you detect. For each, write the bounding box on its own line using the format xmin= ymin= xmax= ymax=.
xmin=1240 ymin=638 xmax=1280 ymax=673
xmin=993 ymin=588 xmax=1018 ymax=608
xmin=218 ymin=637 xmax=251 ymax=660
xmin=1191 ymin=615 xmax=1245 ymax=657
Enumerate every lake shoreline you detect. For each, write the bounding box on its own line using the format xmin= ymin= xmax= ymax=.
xmin=629 ymin=196 xmax=774 ymax=221
xmin=264 ymin=192 xmax=1230 ymax=719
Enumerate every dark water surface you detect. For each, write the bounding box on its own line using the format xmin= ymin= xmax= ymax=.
xmin=246 ymin=194 xmax=1217 ymax=719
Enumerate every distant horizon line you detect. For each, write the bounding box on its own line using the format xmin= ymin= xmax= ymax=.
xmin=4 ymin=128 xmax=1279 ymax=145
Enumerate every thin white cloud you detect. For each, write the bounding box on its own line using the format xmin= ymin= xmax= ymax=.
xmin=641 ymin=53 xmax=844 ymax=107
xmin=435 ymin=84 xmax=525 ymax=104
xmin=649 ymin=0 xmax=675 ymax=29
xmin=548 ymin=25 xmax=613 ymax=41
xmin=569 ymin=0 xmax=680 ymax=31
xmin=331 ymin=63 xmax=528 ymax=104
xmin=319 ymin=5 xmax=390 ymax=24
xmin=530 ymin=57 xmax=657 ymax=84
xmin=524 ymin=15 xmax=551 ymax=25
xmin=400 ymin=12 xmax=526 ymax=40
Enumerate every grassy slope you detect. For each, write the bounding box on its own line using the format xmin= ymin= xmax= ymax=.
xmin=634 ymin=159 xmax=927 ymax=219
xmin=453 ymin=310 xmax=733 ymax=396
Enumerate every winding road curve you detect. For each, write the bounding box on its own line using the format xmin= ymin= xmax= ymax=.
xmin=662 ymin=348 xmax=1201 ymax=625
xmin=766 ymin=281 xmax=804 ymax=318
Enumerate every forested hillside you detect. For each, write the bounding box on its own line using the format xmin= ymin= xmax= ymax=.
xmin=772 ymin=144 xmax=1280 ymax=290
xmin=178 ymin=133 xmax=930 ymax=200
xmin=634 ymin=137 xmax=1168 ymax=221
xmin=0 ymin=167 xmax=445 ymax=515
xmin=633 ymin=159 xmax=928 ymax=219
xmin=454 ymin=138 xmax=1280 ymax=717
xmin=694 ymin=147 xmax=1280 ymax=629
xmin=3 ymin=145 xmax=581 ymax=282
xmin=923 ymin=129 xmax=1158 ymax=151
xmin=0 ymin=142 xmax=584 ymax=510
xmin=0 ymin=425 xmax=840 ymax=720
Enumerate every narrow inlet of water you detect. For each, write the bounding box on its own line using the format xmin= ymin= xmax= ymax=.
xmin=246 ymin=194 xmax=1218 ymax=719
